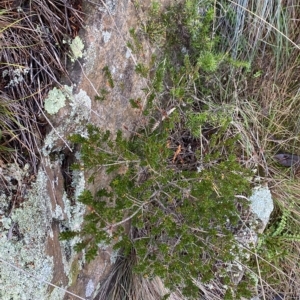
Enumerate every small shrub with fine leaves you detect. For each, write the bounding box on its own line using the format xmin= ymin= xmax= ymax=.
xmin=60 ymin=118 xmax=252 ymax=297
xmin=60 ymin=0 xmax=255 ymax=298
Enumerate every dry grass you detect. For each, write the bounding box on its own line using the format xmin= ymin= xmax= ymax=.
xmin=212 ymin=1 xmax=300 ymax=299
xmin=95 ymin=248 xmax=185 ymax=300
xmin=0 ymin=0 xmax=83 ymax=171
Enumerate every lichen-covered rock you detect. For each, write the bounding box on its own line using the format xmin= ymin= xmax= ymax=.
xmin=250 ymin=186 xmax=274 ymax=232
xmin=226 ymin=185 xmax=274 ymax=289
xmin=0 ymin=170 xmax=53 ymax=300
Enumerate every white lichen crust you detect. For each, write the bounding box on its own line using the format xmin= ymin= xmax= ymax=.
xmin=42 ymin=85 xmax=91 ymax=156
xmin=250 ymin=186 xmax=274 ymax=228
xmin=60 ymin=170 xmax=86 ymax=284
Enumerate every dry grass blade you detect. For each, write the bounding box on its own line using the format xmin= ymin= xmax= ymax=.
xmin=215 ymin=1 xmax=300 ymax=299
xmin=95 ymin=249 xmax=184 ymax=300
xmin=0 ymin=0 xmax=83 ymax=171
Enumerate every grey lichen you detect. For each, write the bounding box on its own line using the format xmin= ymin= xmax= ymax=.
xmin=102 ymin=30 xmax=112 ymax=43
xmin=125 ymin=48 xmax=132 ymax=59
xmin=70 ymin=89 xmax=92 ymax=121
xmin=0 ymin=162 xmax=31 ymax=227
xmin=85 ymin=279 xmax=95 ymax=297
xmin=3 ymin=67 xmax=30 ymax=88
xmin=43 ymin=119 xmax=88 ymax=286
xmin=48 ymin=287 xmax=66 ymax=300
xmin=97 ymin=0 xmax=117 ymax=14
xmin=59 ymin=170 xmax=86 ymax=284
xmin=0 ymin=170 xmax=53 ymax=300
xmin=0 ymin=81 xmax=93 ymax=299
xmin=52 ymin=204 xmax=64 ymax=221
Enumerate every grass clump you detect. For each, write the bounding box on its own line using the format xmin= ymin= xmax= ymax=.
xmin=0 ymin=0 xmax=82 ymax=170
xmin=215 ymin=1 xmax=300 ymax=299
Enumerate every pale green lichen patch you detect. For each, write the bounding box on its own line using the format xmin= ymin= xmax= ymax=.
xmin=70 ymin=36 xmax=84 ymax=62
xmin=0 ymin=170 xmax=53 ymax=300
xmin=42 ymin=86 xmax=91 ymax=156
xmin=44 ymin=87 xmax=66 ymax=115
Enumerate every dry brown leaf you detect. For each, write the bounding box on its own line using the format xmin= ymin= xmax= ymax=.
xmin=172 ymin=144 xmax=182 ymax=163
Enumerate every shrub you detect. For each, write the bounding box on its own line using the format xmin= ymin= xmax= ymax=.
xmin=61 ymin=117 xmax=252 ymax=297
xmin=60 ymin=0 xmax=254 ymax=298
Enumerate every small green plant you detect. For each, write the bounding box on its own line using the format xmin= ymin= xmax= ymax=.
xmin=102 ymin=66 xmax=114 ymax=88
xmin=134 ymin=63 xmax=149 ymax=78
xmin=127 ymin=28 xmax=143 ymax=53
xmin=256 ymin=208 xmax=300 ymax=261
xmin=129 ymin=98 xmax=142 ymax=110
xmin=94 ymin=88 xmax=109 ymax=101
